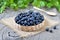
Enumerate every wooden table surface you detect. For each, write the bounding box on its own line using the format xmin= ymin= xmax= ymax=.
xmin=0 ymin=8 xmax=60 ymax=40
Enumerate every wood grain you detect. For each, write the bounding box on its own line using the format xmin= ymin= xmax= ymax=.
xmin=0 ymin=16 xmax=59 ymax=38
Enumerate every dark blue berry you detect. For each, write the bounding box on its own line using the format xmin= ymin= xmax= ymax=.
xmin=24 ymin=20 xmax=27 ymax=24
xmin=30 ymin=21 xmax=33 ymax=24
xmin=27 ymin=23 xmax=30 ymax=26
xmin=8 ymin=34 xmax=10 ymax=36
xmin=29 ymin=17 xmax=34 ymax=21
xmin=45 ymin=28 xmax=49 ymax=31
xmin=28 ymin=10 xmax=33 ymax=14
xmin=49 ymin=30 xmax=53 ymax=33
xmin=53 ymin=26 xmax=56 ymax=29
xmin=15 ymin=17 xmax=20 ymax=23
xmin=17 ymin=21 xmax=20 ymax=24
xmin=32 ymin=12 xmax=37 ymax=17
xmin=36 ymin=12 xmax=40 ymax=15
xmin=21 ymin=21 xmax=24 ymax=24
xmin=18 ymin=13 xmax=22 ymax=16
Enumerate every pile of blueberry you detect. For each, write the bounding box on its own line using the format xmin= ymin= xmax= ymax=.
xmin=15 ymin=10 xmax=44 ymax=26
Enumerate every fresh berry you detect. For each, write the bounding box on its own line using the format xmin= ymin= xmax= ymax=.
xmin=49 ymin=30 xmax=53 ymax=33
xmin=45 ymin=28 xmax=49 ymax=31
xmin=53 ymin=26 xmax=56 ymax=29
xmin=15 ymin=10 xmax=44 ymax=26
xmin=28 ymin=10 xmax=33 ymax=14
xmin=15 ymin=17 xmax=19 ymax=21
xmin=27 ymin=23 xmax=31 ymax=26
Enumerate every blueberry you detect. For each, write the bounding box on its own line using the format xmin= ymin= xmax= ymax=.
xmin=39 ymin=17 xmax=44 ymax=22
xmin=20 ymin=23 xmax=23 ymax=25
xmin=36 ymin=12 xmax=40 ymax=15
xmin=29 ymin=17 xmax=34 ymax=21
xmin=20 ymin=21 xmax=24 ymax=24
xmin=36 ymin=21 xmax=40 ymax=25
xmin=22 ymin=24 xmax=24 ymax=26
xmin=53 ymin=26 xmax=56 ymax=29
xmin=27 ymin=19 xmax=30 ymax=22
xmin=26 ymin=12 xmax=31 ymax=16
xmin=22 ymin=15 xmax=25 ymax=17
xmin=49 ymin=30 xmax=53 ymax=33
xmin=15 ymin=19 xmax=18 ymax=23
xmin=35 ymin=17 xmax=39 ymax=20
xmin=21 ymin=17 xmax=28 ymax=21
xmin=35 ymin=22 xmax=38 ymax=25
xmin=24 ymin=20 xmax=27 ymax=24
xmin=41 ymin=17 xmax=44 ymax=21
xmin=32 ymin=12 xmax=37 ymax=17
xmin=21 ymin=18 xmax=24 ymax=21
xmin=15 ymin=17 xmax=20 ymax=23
xmin=17 ymin=21 xmax=20 ymax=24
xmin=30 ymin=21 xmax=33 ymax=24
xmin=45 ymin=28 xmax=49 ymax=31
xmin=27 ymin=23 xmax=30 ymax=26
xmin=18 ymin=13 xmax=22 ymax=16
xmin=34 ymin=17 xmax=36 ymax=19
xmin=33 ymin=20 xmax=37 ymax=25
xmin=18 ymin=16 xmax=22 ymax=19
xmin=28 ymin=10 xmax=33 ymax=14
xmin=8 ymin=34 xmax=10 ymax=36
xmin=38 ymin=20 xmax=42 ymax=23
xmin=30 ymin=16 xmax=32 ymax=18
xmin=15 ymin=17 xmax=19 ymax=21
xmin=24 ymin=23 xmax=28 ymax=26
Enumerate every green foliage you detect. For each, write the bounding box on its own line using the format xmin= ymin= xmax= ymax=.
xmin=0 ymin=0 xmax=31 ymax=13
xmin=32 ymin=0 xmax=60 ymax=12
xmin=0 ymin=0 xmax=60 ymax=13
xmin=0 ymin=1 xmax=7 ymax=13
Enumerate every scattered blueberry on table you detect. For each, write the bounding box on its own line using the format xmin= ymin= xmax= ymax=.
xmin=45 ymin=26 xmax=57 ymax=33
xmin=53 ymin=26 xmax=57 ymax=29
xmin=45 ymin=28 xmax=49 ymax=31
xmin=49 ymin=30 xmax=53 ymax=33
xmin=15 ymin=10 xmax=44 ymax=26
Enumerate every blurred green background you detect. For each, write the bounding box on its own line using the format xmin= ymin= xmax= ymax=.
xmin=0 ymin=0 xmax=60 ymax=13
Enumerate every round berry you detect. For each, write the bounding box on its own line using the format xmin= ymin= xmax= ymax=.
xmin=45 ymin=28 xmax=49 ymax=31
xmin=28 ymin=10 xmax=33 ymax=14
xmin=53 ymin=26 xmax=56 ymax=29
xmin=49 ymin=30 xmax=53 ymax=33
